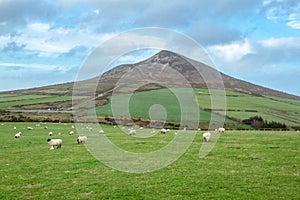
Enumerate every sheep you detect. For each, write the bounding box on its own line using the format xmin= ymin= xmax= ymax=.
xmin=160 ymin=128 xmax=167 ymax=134
xmin=218 ymin=127 xmax=225 ymax=133
xmin=99 ymin=130 xmax=105 ymax=134
xmin=47 ymin=138 xmax=62 ymax=149
xmin=48 ymin=132 xmax=53 ymax=136
xmin=203 ymin=132 xmax=211 ymax=142
xmin=27 ymin=127 xmax=33 ymax=130
xmin=128 ymin=129 xmax=136 ymax=136
xmin=69 ymin=131 xmax=74 ymax=135
xmin=14 ymin=132 xmax=22 ymax=138
xmin=77 ymin=136 xmax=87 ymax=144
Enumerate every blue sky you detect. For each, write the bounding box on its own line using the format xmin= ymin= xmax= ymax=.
xmin=0 ymin=0 xmax=299 ymax=96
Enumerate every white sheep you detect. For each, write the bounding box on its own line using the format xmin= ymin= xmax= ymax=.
xmin=47 ymin=138 xmax=62 ymax=149
xmin=48 ymin=132 xmax=53 ymax=136
xmin=128 ymin=129 xmax=136 ymax=136
xmin=77 ymin=136 xmax=87 ymax=144
xmin=14 ymin=132 xmax=22 ymax=138
xmin=69 ymin=131 xmax=74 ymax=135
xmin=27 ymin=127 xmax=33 ymax=130
xmin=203 ymin=132 xmax=211 ymax=142
xmin=99 ymin=130 xmax=105 ymax=134
xmin=160 ymin=128 xmax=167 ymax=134
xmin=218 ymin=127 xmax=225 ymax=133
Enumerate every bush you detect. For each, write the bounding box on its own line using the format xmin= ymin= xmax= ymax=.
xmin=242 ymin=116 xmax=287 ymax=129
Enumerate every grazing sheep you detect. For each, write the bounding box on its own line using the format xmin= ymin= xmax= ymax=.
xmin=160 ymin=128 xmax=167 ymax=134
xmin=218 ymin=127 xmax=225 ymax=133
xmin=71 ymin=125 xmax=75 ymax=129
xmin=77 ymin=136 xmax=87 ymax=144
xmin=13 ymin=127 xmax=17 ymax=130
xmin=203 ymin=132 xmax=211 ymax=142
xmin=14 ymin=132 xmax=22 ymax=138
xmin=99 ymin=130 xmax=105 ymax=134
xmin=48 ymin=132 xmax=53 ymax=136
xmin=69 ymin=131 xmax=74 ymax=135
xmin=44 ymin=126 xmax=48 ymax=130
xmin=47 ymin=138 xmax=62 ymax=149
xmin=27 ymin=127 xmax=33 ymax=130
xmin=128 ymin=129 xmax=136 ymax=136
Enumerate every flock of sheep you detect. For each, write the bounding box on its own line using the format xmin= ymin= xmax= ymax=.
xmin=12 ymin=123 xmax=226 ymax=149
xmin=128 ymin=127 xmax=225 ymax=143
xmin=13 ymin=124 xmax=90 ymax=150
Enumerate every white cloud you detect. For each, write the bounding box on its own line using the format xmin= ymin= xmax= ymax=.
xmin=261 ymin=37 xmax=300 ymax=48
xmin=27 ymin=23 xmax=50 ymax=33
xmin=208 ymin=40 xmax=254 ymax=63
xmin=287 ymin=13 xmax=300 ymax=29
xmin=0 ymin=62 xmax=67 ymax=71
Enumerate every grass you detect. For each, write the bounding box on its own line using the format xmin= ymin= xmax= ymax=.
xmin=94 ymin=88 xmax=300 ymax=127
xmin=0 ymin=94 xmax=86 ymax=110
xmin=0 ymin=122 xmax=299 ymax=199
xmin=94 ymin=88 xmax=236 ymax=126
xmin=1 ymin=88 xmax=300 ymax=128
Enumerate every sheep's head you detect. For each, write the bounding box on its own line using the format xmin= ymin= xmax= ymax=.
xmin=47 ymin=138 xmax=51 ymax=142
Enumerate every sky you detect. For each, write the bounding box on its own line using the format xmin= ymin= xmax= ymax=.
xmin=0 ymin=0 xmax=300 ymax=96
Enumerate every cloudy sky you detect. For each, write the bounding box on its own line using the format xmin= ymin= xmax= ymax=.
xmin=0 ymin=0 xmax=299 ymax=96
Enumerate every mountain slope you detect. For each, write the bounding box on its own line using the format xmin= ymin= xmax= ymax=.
xmin=93 ymin=50 xmax=299 ymax=100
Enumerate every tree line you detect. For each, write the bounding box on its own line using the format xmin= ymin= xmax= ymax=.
xmin=242 ymin=116 xmax=287 ymax=129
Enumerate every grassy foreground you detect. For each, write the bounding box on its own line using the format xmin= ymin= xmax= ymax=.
xmin=0 ymin=122 xmax=299 ymax=199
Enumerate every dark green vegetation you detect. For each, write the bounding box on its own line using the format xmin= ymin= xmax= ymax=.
xmin=0 ymin=122 xmax=299 ymax=199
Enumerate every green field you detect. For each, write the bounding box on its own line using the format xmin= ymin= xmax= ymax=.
xmin=1 ymin=122 xmax=299 ymax=199
xmin=94 ymin=88 xmax=232 ymax=125
xmin=0 ymin=94 xmax=86 ymax=110
xmin=1 ymin=88 xmax=300 ymax=128
xmin=94 ymin=88 xmax=300 ymax=128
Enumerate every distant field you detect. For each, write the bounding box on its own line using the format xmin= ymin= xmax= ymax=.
xmin=1 ymin=88 xmax=300 ymax=128
xmin=0 ymin=94 xmax=86 ymax=110
xmin=0 ymin=122 xmax=299 ymax=199
xmin=93 ymin=88 xmax=237 ymax=128
xmin=94 ymin=88 xmax=300 ymax=127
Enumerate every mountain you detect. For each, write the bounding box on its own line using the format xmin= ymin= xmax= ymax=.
xmin=1 ymin=50 xmax=300 ymax=106
xmin=86 ymin=50 xmax=299 ymax=100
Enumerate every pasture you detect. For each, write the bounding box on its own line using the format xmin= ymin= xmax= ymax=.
xmin=94 ymin=88 xmax=300 ymax=128
xmin=0 ymin=122 xmax=299 ymax=199
xmin=0 ymin=94 xmax=86 ymax=110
